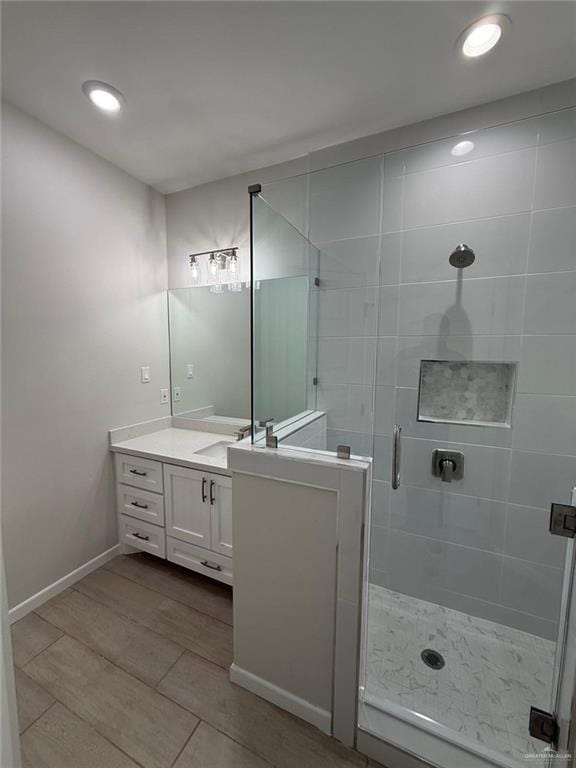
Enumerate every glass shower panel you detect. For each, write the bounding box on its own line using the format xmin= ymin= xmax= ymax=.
xmin=251 ymin=193 xmax=319 ymax=444
xmin=359 ymin=107 xmax=576 ymax=768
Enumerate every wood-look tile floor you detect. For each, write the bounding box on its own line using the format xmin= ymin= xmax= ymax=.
xmin=13 ymin=553 xmax=379 ymax=768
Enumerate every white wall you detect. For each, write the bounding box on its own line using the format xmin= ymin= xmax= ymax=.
xmin=165 ymin=158 xmax=310 ymax=290
xmin=1 ymin=104 xmax=170 ymax=608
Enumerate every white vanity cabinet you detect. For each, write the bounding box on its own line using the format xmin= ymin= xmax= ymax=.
xmin=114 ymin=452 xmax=233 ymax=586
xmin=164 ymin=465 xmax=212 ymax=548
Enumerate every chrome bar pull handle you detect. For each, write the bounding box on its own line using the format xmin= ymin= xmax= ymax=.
xmin=392 ymin=424 xmax=402 ymax=490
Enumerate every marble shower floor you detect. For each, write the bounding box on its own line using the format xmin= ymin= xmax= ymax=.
xmin=363 ymin=584 xmax=556 ymax=764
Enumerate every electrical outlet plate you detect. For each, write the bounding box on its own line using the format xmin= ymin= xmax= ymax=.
xmin=173 ymin=386 xmax=182 ymax=401
xmin=160 ymin=388 xmax=169 ymax=404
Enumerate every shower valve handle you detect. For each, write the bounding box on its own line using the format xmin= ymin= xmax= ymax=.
xmin=440 ymin=458 xmax=456 ymax=483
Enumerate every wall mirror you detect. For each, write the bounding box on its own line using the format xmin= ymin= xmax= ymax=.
xmin=168 ymin=286 xmax=250 ymax=424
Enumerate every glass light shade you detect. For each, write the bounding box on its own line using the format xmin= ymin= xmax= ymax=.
xmin=208 ymin=255 xmax=219 ymax=276
xmin=189 ymin=255 xmax=200 ymax=284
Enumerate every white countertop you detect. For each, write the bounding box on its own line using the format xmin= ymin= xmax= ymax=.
xmin=111 ymin=427 xmax=237 ymax=475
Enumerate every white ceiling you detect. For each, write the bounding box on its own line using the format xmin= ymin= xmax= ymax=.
xmin=3 ymin=1 xmax=576 ymax=193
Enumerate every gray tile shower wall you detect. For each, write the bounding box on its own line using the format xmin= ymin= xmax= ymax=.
xmin=314 ymin=106 xmax=576 ymax=640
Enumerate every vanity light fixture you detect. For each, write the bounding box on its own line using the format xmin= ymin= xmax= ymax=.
xmin=457 ymin=14 xmax=510 ymax=59
xmin=81 ymin=80 xmax=125 ymax=112
xmin=187 ymin=248 xmax=241 ymax=290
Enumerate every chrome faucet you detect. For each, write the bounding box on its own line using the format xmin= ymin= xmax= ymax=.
xmin=235 ymin=424 xmax=252 ymax=441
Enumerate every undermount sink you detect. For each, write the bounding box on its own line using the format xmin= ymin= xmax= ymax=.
xmin=194 ymin=441 xmax=232 ymax=460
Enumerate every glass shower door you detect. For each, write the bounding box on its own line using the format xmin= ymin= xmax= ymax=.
xmin=360 ymin=107 xmax=576 ymax=768
xmin=363 ymin=371 xmax=572 ymax=765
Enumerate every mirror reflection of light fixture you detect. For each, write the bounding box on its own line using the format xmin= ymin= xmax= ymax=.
xmin=187 ymin=247 xmax=241 ymax=290
xmin=208 ymin=253 xmax=219 ymax=277
xmin=189 ymin=254 xmax=200 ymax=284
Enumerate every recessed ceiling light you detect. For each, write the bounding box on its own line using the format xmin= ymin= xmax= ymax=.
xmin=451 ymin=140 xmax=475 ymax=157
xmin=457 ymin=15 xmax=510 ymax=59
xmin=82 ymin=80 xmax=125 ymax=113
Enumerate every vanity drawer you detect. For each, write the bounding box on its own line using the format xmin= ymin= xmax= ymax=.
xmin=167 ymin=537 xmax=233 ymax=586
xmin=115 ymin=453 xmax=163 ymax=493
xmin=120 ymin=515 xmax=166 ymax=558
xmin=117 ymin=484 xmax=165 ymax=526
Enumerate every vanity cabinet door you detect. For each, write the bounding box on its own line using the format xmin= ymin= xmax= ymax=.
xmin=209 ymin=474 xmax=233 ymax=557
xmin=164 ymin=465 xmax=211 ymax=549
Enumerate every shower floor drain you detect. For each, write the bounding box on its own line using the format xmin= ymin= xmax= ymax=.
xmin=421 ymin=648 xmax=445 ymax=670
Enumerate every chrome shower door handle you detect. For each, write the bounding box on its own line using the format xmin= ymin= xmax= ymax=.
xmin=392 ymin=424 xmax=402 ymax=490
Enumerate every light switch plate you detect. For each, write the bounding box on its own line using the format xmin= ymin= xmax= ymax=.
xmin=141 ymin=366 xmax=151 ymax=383
xmin=187 ymin=364 xmax=194 ymax=379
xmin=160 ymin=388 xmax=169 ymax=404
xmin=173 ymin=386 xmax=182 ymax=401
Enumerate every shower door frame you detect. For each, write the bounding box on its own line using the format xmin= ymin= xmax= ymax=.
xmin=332 ymin=509 xmax=576 ymax=768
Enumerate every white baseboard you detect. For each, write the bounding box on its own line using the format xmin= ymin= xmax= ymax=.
xmin=229 ymin=663 xmax=332 ymax=735
xmin=9 ymin=545 xmax=120 ymax=624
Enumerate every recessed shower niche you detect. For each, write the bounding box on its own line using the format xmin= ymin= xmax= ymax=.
xmin=417 ymin=360 xmax=517 ymax=427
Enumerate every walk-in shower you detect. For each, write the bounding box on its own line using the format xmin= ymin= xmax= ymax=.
xmin=250 ymin=102 xmax=576 ymax=768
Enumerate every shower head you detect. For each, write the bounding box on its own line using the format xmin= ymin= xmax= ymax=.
xmin=449 ymin=243 xmax=476 ymax=269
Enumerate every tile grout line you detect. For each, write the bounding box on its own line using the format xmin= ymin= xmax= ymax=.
xmin=196 ymin=719 xmax=282 ymax=768
xmin=17 ymin=681 xmax=153 ymax=768
xmin=36 ymin=586 xmax=195 ymax=675
xmin=167 ymin=718 xmax=202 ymax=768
xmin=13 ymin=622 xmax=64 ymax=670
xmin=17 ymin=699 xmax=59 ymax=739
xmin=61 ymin=584 xmax=233 ymax=673
xmin=22 ymin=630 xmax=208 ymax=747
xmin=64 ymin=700 xmax=151 ymax=768
xmin=154 ymin=647 xmax=187 ymax=691
xmin=101 ymin=560 xmax=233 ymax=627
xmin=61 ymin=565 xmax=233 ymax=659
xmin=158 ymin=650 xmax=367 ymax=768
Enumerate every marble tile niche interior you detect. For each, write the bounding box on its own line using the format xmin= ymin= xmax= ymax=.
xmin=418 ymin=360 xmax=517 ymax=426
